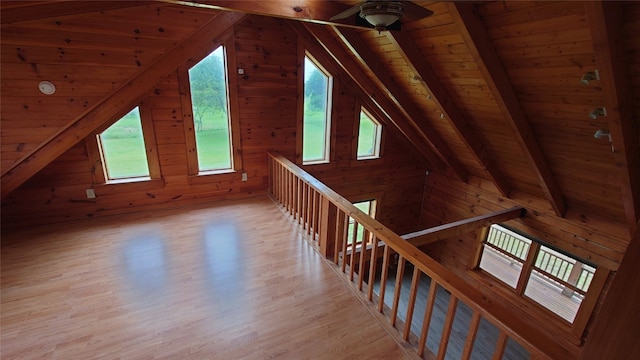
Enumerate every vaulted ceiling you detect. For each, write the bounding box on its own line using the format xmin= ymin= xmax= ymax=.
xmin=1 ymin=1 xmax=638 ymax=233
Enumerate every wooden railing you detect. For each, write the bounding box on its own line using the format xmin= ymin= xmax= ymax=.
xmin=268 ymin=153 xmax=572 ymax=360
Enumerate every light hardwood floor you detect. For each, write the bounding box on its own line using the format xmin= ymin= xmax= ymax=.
xmin=1 ymin=195 xmax=410 ymax=359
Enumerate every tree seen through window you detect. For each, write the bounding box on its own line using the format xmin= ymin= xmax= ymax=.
xmin=188 ymin=46 xmax=232 ymax=172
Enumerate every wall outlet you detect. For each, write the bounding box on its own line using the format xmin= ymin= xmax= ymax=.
xmin=241 ymin=173 xmax=248 ymax=182
xmin=238 ymin=68 xmax=245 ymax=75
xmin=86 ymin=189 xmax=96 ymax=199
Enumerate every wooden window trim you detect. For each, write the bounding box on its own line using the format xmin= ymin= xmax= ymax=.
xmin=179 ymin=36 xmax=242 ymax=176
xmin=354 ymin=105 xmax=383 ymax=160
xmin=297 ymin=50 xmax=334 ymax=166
xmin=85 ymin=103 xmax=161 ymax=185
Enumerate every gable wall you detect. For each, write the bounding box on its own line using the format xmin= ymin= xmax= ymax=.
xmin=1 ymin=15 xmax=428 ymax=236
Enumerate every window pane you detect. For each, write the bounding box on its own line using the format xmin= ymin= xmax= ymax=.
xmin=525 ymin=245 xmax=596 ymax=323
xmin=479 ymin=224 xmax=531 ymax=288
xmin=188 ymin=47 xmax=232 ymax=172
xmin=303 ymin=56 xmax=330 ymax=163
xmin=347 ymin=200 xmax=375 ymax=245
xmin=99 ymin=107 xmax=149 ymax=180
xmin=357 ymin=110 xmax=381 ymax=159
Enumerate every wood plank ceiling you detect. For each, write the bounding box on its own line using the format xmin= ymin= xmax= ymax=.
xmin=1 ymin=1 xmax=638 ymax=233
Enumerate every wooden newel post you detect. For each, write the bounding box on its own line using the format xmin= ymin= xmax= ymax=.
xmin=319 ymin=197 xmax=337 ymax=259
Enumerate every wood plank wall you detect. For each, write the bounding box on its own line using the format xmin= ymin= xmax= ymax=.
xmin=417 ymin=171 xmax=629 ymax=353
xmin=1 ymin=14 xmax=428 ymax=237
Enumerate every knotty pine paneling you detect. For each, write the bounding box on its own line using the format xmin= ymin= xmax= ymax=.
xmin=419 ymin=171 xmax=628 ymax=353
xmin=2 ymin=15 xmax=429 ymax=240
xmin=0 ymin=3 xmax=218 ymax=173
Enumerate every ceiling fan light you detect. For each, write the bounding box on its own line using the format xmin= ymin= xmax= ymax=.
xmin=360 ymin=1 xmax=403 ymax=29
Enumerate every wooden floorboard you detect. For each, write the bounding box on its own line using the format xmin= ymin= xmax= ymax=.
xmin=1 ymin=195 xmax=410 ymax=359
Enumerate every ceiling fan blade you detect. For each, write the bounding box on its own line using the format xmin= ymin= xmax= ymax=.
xmin=401 ymin=1 xmax=434 ymax=22
xmin=329 ymin=3 xmax=363 ymax=21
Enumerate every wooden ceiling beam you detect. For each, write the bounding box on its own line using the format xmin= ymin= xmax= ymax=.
xmin=447 ymin=2 xmax=566 ymax=217
xmin=402 ymin=207 xmax=525 ymax=248
xmin=291 ymin=21 xmax=446 ymax=171
xmin=290 ymin=22 xmax=433 ymax=169
xmin=161 ymin=0 xmax=353 ymax=27
xmin=0 ymin=11 xmax=247 ymax=198
xmin=332 ymin=26 xmax=469 ymax=182
xmin=386 ymin=30 xmax=511 ymax=197
xmin=0 ymin=1 xmax=154 ymax=24
xmin=584 ymin=1 xmax=640 ymax=234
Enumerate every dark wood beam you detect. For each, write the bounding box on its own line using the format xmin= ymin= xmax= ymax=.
xmin=386 ymin=30 xmax=511 ymax=197
xmin=447 ymin=2 xmax=566 ymax=217
xmin=314 ymin=25 xmax=468 ymax=181
xmin=331 ymin=26 xmax=469 ymax=182
xmin=0 ymin=11 xmax=247 ymax=198
xmin=0 ymin=1 xmax=154 ymax=24
xmin=402 ymin=207 xmax=525 ymax=247
xmin=161 ymin=0 xmax=353 ymax=27
xmin=290 ymin=21 xmax=446 ymax=171
xmin=585 ymin=1 xmax=640 ymax=233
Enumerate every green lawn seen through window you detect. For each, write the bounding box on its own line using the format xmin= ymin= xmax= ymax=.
xmin=99 ymin=107 xmax=149 ymax=180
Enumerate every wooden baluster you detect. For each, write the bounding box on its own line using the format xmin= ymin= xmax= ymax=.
xmin=367 ymin=235 xmax=379 ymax=301
xmin=390 ymin=256 xmax=406 ymax=327
xmin=268 ymin=156 xmax=273 ymax=195
xmin=312 ymin=189 xmax=318 ymax=239
xmin=293 ymin=177 xmax=298 ymax=220
xmin=335 ymin=210 xmax=346 ymax=265
xmin=302 ymin=182 xmax=308 ymax=230
xmin=461 ymin=312 xmax=481 ymax=360
xmin=316 ymin=192 xmax=322 ymax=241
xmin=492 ymin=331 xmax=508 ymax=360
xmin=418 ymin=280 xmax=438 ymax=357
xmin=314 ymin=190 xmax=321 ymax=240
xmin=340 ymin=210 xmax=349 ymax=273
xmin=279 ymin=164 xmax=284 ymax=204
xmin=403 ymin=266 xmax=421 ymax=340
xmin=349 ymin=220 xmax=358 ymax=281
xmin=307 ymin=186 xmax=313 ymax=237
xmin=297 ymin=180 xmax=303 ymax=225
xmin=319 ymin=196 xmax=336 ymax=259
xmin=437 ymin=295 xmax=459 ymax=360
xmin=285 ymin=170 xmax=290 ymax=212
xmin=357 ymin=224 xmax=367 ymax=291
xmin=377 ymin=245 xmax=391 ymax=313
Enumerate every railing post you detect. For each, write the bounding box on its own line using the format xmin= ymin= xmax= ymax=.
xmin=319 ymin=196 xmax=337 ymax=259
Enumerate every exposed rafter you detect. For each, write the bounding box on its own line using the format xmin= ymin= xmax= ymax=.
xmin=385 ymin=29 xmax=511 ymax=197
xmin=0 ymin=11 xmax=247 ymax=198
xmin=328 ymin=26 xmax=469 ymax=182
xmin=584 ymin=1 xmax=640 ymax=234
xmin=447 ymin=2 xmax=566 ymax=217
xmin=0 ymin=1 xmax=154 ymax=24
xmin=290 ymin=21 xmax=447 ymax=171
xmin=289 ymin=22 xmax=444 ymax=170
xmin=160 ymin=0 xmax=352 ymax=27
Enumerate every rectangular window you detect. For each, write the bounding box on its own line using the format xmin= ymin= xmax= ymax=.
xmin=302 ymin=55 xmax=332 ymax=164
xmin=479 ymin=225 xmax=531 ymax=288
xmin=357 ymin=108 xmax=382 ymax=159
xmin=478 ymin=224 xmax=599 ymax=323
xmin=347 ymin=200 xmax=376 ymax=246
xmin=188 ymin=46 xmax=233 ymax=172
xmin=97 ymin=107 xmax=150 ymax=181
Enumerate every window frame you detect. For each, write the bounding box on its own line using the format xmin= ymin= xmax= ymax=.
xmin=473 ymin=223 xmax=610 ymax=339
xmin=297 ymin=49 xmax=334 ymax=166
xmin=86 ymin=102 xmax=161 ymax=185
xmin=355 ymin=107 xmax=383 ymax=160
xmin=179 ymin=36 xmax=243 ymax=178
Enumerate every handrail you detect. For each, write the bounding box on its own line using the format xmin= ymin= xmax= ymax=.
xmin=268 ymin=153 xmax=573 ymax=359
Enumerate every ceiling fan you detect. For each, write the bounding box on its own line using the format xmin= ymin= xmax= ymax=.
xmin=329 ymin=1 xmax=433 ymax=32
